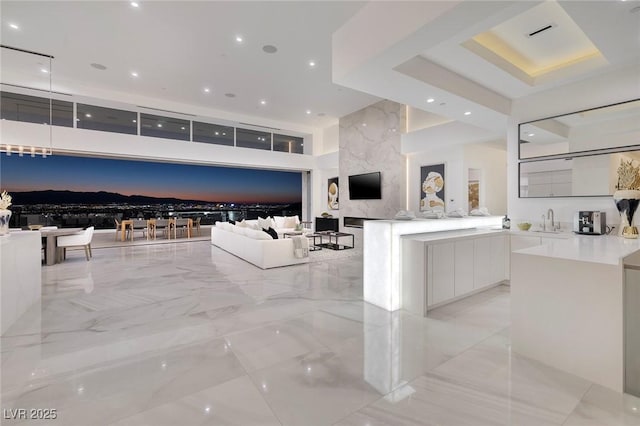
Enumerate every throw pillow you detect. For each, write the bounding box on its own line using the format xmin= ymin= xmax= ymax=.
xmin=258 ymin=216 xmax=274 ymax=230
xmin=283 ymin=216 xmax=297 ymax=228
xmin=263 ymin=227 xmax=278 ymax=239
xmin=273 ymin=216 xmax=286 ymax=229
xmin=236 ymin=220 xmax=247 ymax=228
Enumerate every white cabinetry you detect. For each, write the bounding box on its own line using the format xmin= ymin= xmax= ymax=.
xmin=429 ymin=242 xmax=455 ymax=305
xmin=423 ymin=233 xmax=508 ymax=311
xmin=473 ymin=237 xmax=493 ymax=289
xmin=454 ymin=240 xmax=474 ymax=296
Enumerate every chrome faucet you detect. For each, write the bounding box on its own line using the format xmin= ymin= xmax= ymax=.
xmin=547 ymin=208 xmax=556 ymax=230
xmin=541 ymin=214 xmax=546 ymax=231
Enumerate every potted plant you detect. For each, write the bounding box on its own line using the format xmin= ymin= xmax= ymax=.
xmin=0 ymin=191 xmax=13 ymax=236
xmin=613 ymin=160 xmax=640 ymax=238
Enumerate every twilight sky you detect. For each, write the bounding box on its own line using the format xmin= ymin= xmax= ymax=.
xmin=0 ymin=154 xmax=302 ymax=203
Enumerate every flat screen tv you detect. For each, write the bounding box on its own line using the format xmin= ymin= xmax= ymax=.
xmin=348 ymin=172 xmax=381 ymax=200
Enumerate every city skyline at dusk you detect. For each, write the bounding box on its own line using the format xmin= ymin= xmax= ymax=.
xmin=0 ymin=154 xmax=302 ymax=204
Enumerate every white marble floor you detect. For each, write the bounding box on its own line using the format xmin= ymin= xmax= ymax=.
xmin=1 ymin=241 xmax=639 ymax=425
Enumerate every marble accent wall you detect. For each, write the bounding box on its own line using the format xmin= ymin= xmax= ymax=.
xmin=339 ymin=100 xmax=406 ymax=222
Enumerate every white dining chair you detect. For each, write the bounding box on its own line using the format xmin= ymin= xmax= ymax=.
xmin=57 ymin=226 xmax=95 ymax=262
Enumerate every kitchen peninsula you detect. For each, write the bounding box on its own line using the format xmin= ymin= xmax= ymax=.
xmin=511 ymin=235 xmax=640 ymax=393
xmin=363 ymin=216 xmax=502 ymax=312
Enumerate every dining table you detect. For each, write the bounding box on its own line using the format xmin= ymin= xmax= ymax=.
xmin=40 ymin=227 xmax=84 ymax=266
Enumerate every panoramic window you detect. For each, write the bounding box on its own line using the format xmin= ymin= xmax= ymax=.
xmin=140 ymin=113 xmax=190 ymax=141
xmin=236 ymin=127 xmax=271 ymax=150
xmin=76 ymin=104 xmax=137 ymax=135
xmin=193 ymin=122 xmax=234 ymax=146
xmin=0 ymin=91 xmax=73 ymax=127
xmin=273 ymin=134 xmax=304 ymax=154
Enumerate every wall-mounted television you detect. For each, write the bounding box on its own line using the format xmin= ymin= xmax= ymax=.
xmin=348 ymin=172 xmax=381 ymax=200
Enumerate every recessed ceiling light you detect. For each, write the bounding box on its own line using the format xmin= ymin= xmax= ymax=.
xmin=222 ymin=132 xmax=226 ymax=135
xmin=9 ymin=23 xmax=19 ymax=30
xmin=362 ymin=123 xmax=367 ymax=127
xmin=306 ymin=110 xmax=311 ymax=115
xmin=130 ymin=1 xmax=139 ymax=7
xmin=85 ymin=113 xmax=92 ymax=118
xmin=426 ymin=98 xmax=435 ymax=103
xmin=215 ymin=131 xmax=219 ymax=135
xmin=260 ymin=100 xmax=266 ymax=105
xmin=157 ymin=123 xmax=162 ymax=128
xmin=90 ymin=63 xmax=107 ymax=70
xmin=464 ymin=111 xmax=471 ymax=116
xmin=262 ymin=45 xmax=278 ymax=54
xmin=235 ymin=35 xmax=243 ymax=43
xmin=40 ymin=68 xmax=49 ymax=73
xmin=528 ymin=133 xmax=535 ymax=137
xmin=317 ymin=112 xmax=326 ymax=117
xmin=180 ymin=126 xmax=186 ymax=130
xmin=132 ymin=119 xmax=137 ymax=123
xmin=308 ymin=60 xmax=316 ymax=67
xmin=203 ymin=87 xmax=210 ymax=93
xmin=130 ymin=71 xmax=138 ymax=77
xmin=225 ymin=93 xmax=236 ymax=98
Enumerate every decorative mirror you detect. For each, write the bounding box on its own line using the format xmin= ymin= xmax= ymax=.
xmin=519 ymin=99 xmax=640 ymax=160
xmin=519 ymin=150 xmax=640 ymax=198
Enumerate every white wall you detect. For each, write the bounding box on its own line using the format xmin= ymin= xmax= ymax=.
xmin=509 ymin=65 xmax=640 ymax=228
xmin=406 ymin=142 xmax=507 ymax=216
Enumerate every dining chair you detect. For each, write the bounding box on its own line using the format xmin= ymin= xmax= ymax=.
xmin=153 ymin=219 xmax=169 ymax=239
xmin=57 ymin=226 xmax=95 ymax=262
xmin=131 ymin=219 xmax=148 ymax=240
xmin=114 ymin=219 xmax=129 ymax=241
xmin=175 ymin=218 xmax=190 ymax=238
xmin=193 ymin=217 xmax=201 ymax=236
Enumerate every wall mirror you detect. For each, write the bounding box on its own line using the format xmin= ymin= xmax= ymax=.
xmin=519 ymin=150 xmax=640 ymax=198
xmin=519 ymin=99 xmax=640 ymax=160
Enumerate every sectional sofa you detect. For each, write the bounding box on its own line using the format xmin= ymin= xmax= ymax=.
xmin=211 ymin=217 xmax=310 ymax=269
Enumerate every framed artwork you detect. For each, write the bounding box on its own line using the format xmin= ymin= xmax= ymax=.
xmin=468 ymin=180 xmax=479 ymax=210
xmin=328 ymin=177 xmax=339 ymax=210
xmin=420 ymin=164 xmax=445 ymax=211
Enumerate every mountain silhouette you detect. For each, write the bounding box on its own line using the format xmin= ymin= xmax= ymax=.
xmin=10 ymin=190 xmax=210 ymax=205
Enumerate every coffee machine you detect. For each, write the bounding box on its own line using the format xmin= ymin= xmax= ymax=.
xmin=573 ymin=211 xmax=606 ymax=235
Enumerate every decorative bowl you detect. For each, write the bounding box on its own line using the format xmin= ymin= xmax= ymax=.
xmin=517 ymin=222 xmax=532 ymax=231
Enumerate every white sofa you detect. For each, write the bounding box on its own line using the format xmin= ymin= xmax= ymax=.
xmin=211 ymin=221 xmax=309 ymax=269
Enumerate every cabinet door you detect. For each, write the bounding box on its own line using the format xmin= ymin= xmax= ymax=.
xmin=490 ymin=235 xmax=507 ymax=283
xmin=454 ymin=240 xmax=475 ymax=296
xmin=474 ymin=238 xmax=492 ymax=289
xmin=430 ymin=242 xmax=455 ymax=305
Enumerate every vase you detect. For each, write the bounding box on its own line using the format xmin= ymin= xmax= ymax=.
xmin=0 ymin=209 xmax=12 ymax=236
xmin=613 ymin=190 xmax=640 ymax=238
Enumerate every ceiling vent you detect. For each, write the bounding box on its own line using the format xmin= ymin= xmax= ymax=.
xmin=527 ymin=23 xmax=556 ymax=38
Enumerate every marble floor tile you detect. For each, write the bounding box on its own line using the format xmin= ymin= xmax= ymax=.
xmin=224 ymin=322 xmax=327 ymax=372
xmin=2 ymin=241 xmax=636 ymax=426
xmin=563 ymin=384 xmax=640 ymax=426
xmin=249 ymin=350 xmax=380 ymax=426
xmin=2 ymin=338 xmax=246 ymax=425
xmin=430 ymin=333 xmax=592 ymax=420
xmin=108 ymin=375 xmax=281 ymax=426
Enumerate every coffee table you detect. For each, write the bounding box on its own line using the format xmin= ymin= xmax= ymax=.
xmin=282 ymin=232 xmax=322 ymax=251
xmin=314 ymin=231 xmax=354 ymax=250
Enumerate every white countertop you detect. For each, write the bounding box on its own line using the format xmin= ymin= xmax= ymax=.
xmin=514 ymin=234 xmax=640 ymax=266
xmin=403 ymin=227 xmax=504 ymax=243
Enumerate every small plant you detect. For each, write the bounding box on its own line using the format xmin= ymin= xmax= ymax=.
xmin=0 ymin=191 xmax=12 ymax=210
